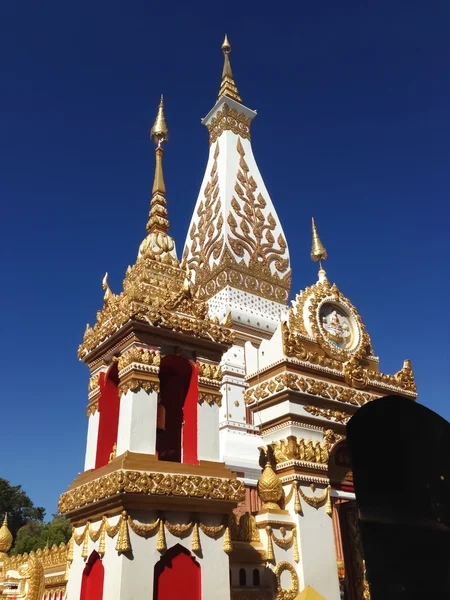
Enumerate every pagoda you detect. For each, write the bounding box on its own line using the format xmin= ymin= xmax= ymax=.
xmin=0 ymin=37 xmax=418 ymax=600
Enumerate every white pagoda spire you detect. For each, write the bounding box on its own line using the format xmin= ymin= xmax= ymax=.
xmin=183 ymin=36 xmax=291 ymax=330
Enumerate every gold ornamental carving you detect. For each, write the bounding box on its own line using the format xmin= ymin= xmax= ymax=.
xmin=266 ymin=525 xmax=299 ymax=563
xmin=117 ymin=347 xmax=161 ymax=372
xmin=281 ymin=322 xmax=342 ymax=370
xmin=394 ymin=359 xmax=416 ymax=393
xmin=286 ymin=277 xmax=373 ymax=362
xmin=206 ymin=103 xmax=252 ymax=145
xmin=343 ymin=357 xmax=368 ymax=389
xmin=86 ymin=400 xmax=98 ymax=417
xmin=118 ymin=377 xmax=160 ymax=396
xmin=1 ymin=555 xmax=45 ymax=600
xmin=298 ymin=484 xmax=332 ymax=515
xmin=58 ymin=470 xmax=245 ymax=513
xmin=79 ymin=239 xmax=234 ymax=358
xmin=257 ymin=461 xmax=283 ymax=510
xmin=245 ymin=372 xmax=375 ymax=407
xmin=184 ymin=138 xmax=291 ymax=304
xmin=198 ymin=361 xmax=223 ymax=382
xmin=304 ymin=405 xmax=350 ymax=424
xmin=230 ymin=512 xmax=261 ymax=544
xmin=4 ymin=542 xmax=69 ymax=572
xmin=269 ymin=430 xmax=343 ymax=467
xmin=273 ymin=561 xmax=299 ymax=600
xmin=88 ymin=373 xmax=100 ymax=395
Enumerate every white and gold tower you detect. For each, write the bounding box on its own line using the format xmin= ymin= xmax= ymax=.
xmin=183 ymin=36 xmax=291 ymax=481
xmin=59 ymin=97 xmax=244 ymax=600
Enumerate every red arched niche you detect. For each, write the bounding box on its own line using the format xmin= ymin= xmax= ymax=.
xmin=156 ymin=355 xmax=198 ymax=464
xmin=95 ymin=362 xmax=120 ymax=469
xmin=153 ymin=544 xmax=201 ymax=600
xmin=80 ymin=551 xmax=104 ymax=600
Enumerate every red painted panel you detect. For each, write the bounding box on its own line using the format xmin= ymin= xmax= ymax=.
xmin=80 ymin=551 xmax=104 ymax=600
xmin=154 ymin=546 xmax=201 ymax=600
xmin=95 ymin=364 xmax=120 ymax=469
xmin=182 ymin=361 xmax=199 ymax=465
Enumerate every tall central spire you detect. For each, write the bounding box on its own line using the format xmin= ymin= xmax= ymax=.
xmin=138 ymin=95 xmax=177 ymax=263
xmin=217 ymin=35 xmax=242 ymax=104
xmin=183 ymin=37 xmax=291 ymax=326
xmin=147 ymin=95 xmax=169 ymax=235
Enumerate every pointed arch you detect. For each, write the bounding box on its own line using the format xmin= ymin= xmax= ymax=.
xmin=80 ymin=550 xmax=104 ymax=600
xmin=95 ymin=362 xmax=120 ymax=469
xmin=153 ymin=544 xmax=201 ymax=600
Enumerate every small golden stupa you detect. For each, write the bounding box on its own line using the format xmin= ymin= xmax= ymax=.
xmin=0 ymin=514 xmax=13 ymax=554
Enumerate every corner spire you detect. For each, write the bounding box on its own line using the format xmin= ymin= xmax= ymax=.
xmin=147 ymin=95 xmax=169 ymax=234
xmin=217 ymin=35 xmax=242 ymax=104
xmin=0 ymin=513 xmax=13 ymax=553
xmin=311 ymin=218 xmax=328 ymax=280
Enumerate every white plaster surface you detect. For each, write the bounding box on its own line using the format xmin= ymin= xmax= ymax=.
xmin=84 ymin=410 xmax=99 ymax=471
xmin=197 ymin=401 xmax=220 ymax=462
xmin=116 ymin=388 xmax=158 ymax=456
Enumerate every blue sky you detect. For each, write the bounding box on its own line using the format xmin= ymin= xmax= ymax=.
xmin=1 ymin=0 xmax=449 ymax=516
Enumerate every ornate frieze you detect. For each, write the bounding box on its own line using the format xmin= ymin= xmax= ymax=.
xmin=58 ymin=470 xmax=245 ymax=513
xmin=244 ymin=371 xmax=378 ymax=407
xmin=117 ymin=347 xmax=161 ymax=373
xmin=303 ymin=405 xmax=350 ymax=424
xmin=4 ymin=542 xmax=69 ymax=571
xmin=206 ymin=103 xmax=252 ymax=145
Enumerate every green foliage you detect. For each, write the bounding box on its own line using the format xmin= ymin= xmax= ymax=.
xmin=11 ymin=515 xmax=72 ymax=556
xmin=0 ymin=478 xmax=45 ymax=539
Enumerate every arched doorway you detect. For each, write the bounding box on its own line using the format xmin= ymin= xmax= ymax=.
xmin=95 ymin=362 xmax=120 ymax=469
xmin=153 ymin=544 xmax=201 ymax=600
xmin=156 ymin=355 xmax=198 ymax=464
xmin=80 ymin=551 xmax=104 ymax=600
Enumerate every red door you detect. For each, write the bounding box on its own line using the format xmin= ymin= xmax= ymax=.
xmin=80 ymin=551 xmax=104 ymax=600
xmin=154 ymin=545 xmax=201 ymax=600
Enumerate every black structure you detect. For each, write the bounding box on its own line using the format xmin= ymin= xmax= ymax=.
xmin=347 ymin=395 xmax=450 ymax=599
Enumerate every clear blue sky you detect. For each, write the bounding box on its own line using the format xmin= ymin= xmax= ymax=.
xmin=1 ymin=1 xmax=448 ymax=516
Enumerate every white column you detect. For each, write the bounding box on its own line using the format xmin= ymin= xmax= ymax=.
xmin=84 ymin=411 xmax=100 ymax=471
xmin=116 ymin=388 xmax=158 ymax=456
xmin=65 ymin=526 xmax=86 ymax=600
xmin=197 ymin=401 xmax=220 ymax=462
xmin=294 ymin=485 xmax=341 ymax=600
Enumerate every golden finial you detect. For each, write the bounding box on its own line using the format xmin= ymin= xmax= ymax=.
xmin=257 ymin=458 xmax=283 ymax=510
xmin=217 ymin=35 xmax=242 ymax=103
xmin=311 ymin=218 xmax=328 ymax=264
xmin=143 ymin=95 xmax=171 ymax=238
xmin=150 ymin=94 xmax=169 ymax=146
xmin=102 ymin=272 xmax=113 ymax=304
xmin=0 ymin=513 xmax=13 ymax=553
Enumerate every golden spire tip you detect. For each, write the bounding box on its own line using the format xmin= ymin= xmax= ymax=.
xmin=150 ymin=94 xmax=169 ymax=146
xmin=222 ymin=34 xmax=231 ymax=54
xmin=311 ymin=217 xmax=328 ymax=272
xmin=217 ymin=35 xmax=242 ymax=104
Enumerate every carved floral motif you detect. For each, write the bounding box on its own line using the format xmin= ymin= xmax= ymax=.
xmin=206 ymin=103 xmax=252 ymax=145
xmin=184 ymin=138 xmax=291 ymax=304
xmin=244 ymin=372 xmax=376 ymax=407
xmin=58 ymin=470 xmax=244 ymax=513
